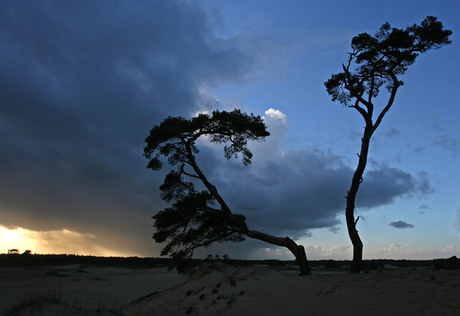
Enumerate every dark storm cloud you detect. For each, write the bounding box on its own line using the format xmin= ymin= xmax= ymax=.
xmin=358 ymin=168 xmax=433 ymax=208
xmin=192 ymin=113 xmax=432 ymax=240
xmin=220 ymin=154 xmax=429 ymax=238
xmin=0 ymin=0 xmax=252 ymax=254
xmin=389 ymin=221 xmax=414 ymax=229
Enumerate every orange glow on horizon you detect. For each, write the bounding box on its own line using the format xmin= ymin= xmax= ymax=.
xmin=0 ymin=225 xmax=132 ymax=256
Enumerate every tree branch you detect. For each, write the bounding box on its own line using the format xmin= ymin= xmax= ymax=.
xmin=354 ymin=216 xmax=360 ymax=226
xmin=187 ymin=230 xmax=239 ymax=254
xmin=368 ymin=73 xmax=375 ymax=105
xmin=181 ymin=169 xmax=200 ymax=180
xmin=351 ymin=98 xmax=368 ymax=118
xmin=372 ymin=73 xmax=400 ymax=133
xmin=184 ymin=142 xmax=233 ymax=215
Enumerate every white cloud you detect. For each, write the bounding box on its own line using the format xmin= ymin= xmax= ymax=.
xmin=368 ymin=243 xmax=460 ymax=260
xmin=262 ymin=247 xmax=291 ymax=257
xmin=305 ymin=245 xmax=352 ymax=260
xmin=264 ymin=108 xmax=288 ymax=126
xmin=194 ymin=110 xmax=210 ymax=117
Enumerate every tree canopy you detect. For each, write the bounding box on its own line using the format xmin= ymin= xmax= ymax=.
xmin=325 ymin=16 xmax=452 ymax=123
xmin=144 ymin=110 xmax=269 ymax=264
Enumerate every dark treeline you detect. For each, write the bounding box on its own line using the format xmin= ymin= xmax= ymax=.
xmin=1 ymin=253 xmax=458 ymax=270
xmin=0 ymin=254 xmax=171 ymax=268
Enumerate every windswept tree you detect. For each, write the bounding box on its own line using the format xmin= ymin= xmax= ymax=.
xmin=325 ymin=16 xmax=452 ymax=273
xmin=144 ymin=109 xmax=311 ymax=275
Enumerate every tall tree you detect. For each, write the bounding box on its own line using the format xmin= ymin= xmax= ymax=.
xmin=144 ymin=109 xmax=311 ymax=275
xmin=325 ymin=16 xmax=452 ymax=273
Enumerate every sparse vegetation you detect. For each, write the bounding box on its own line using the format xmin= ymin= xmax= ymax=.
xmin=4 ymin=287 xmax=123 ymax=316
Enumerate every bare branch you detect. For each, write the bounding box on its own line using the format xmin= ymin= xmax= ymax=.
xmin=181 ymin=169 xmax=200 ymax=179
xmin=372 ymin=73 xmax=400 ymax=133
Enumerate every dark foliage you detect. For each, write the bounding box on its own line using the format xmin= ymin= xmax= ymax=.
xmin=325 ymin=16 xmax=452 ymax=108
xmin=145 ymin=109 xmax=269 ymax=170
xmin=144 ymin=110 xmax=269 ymax=266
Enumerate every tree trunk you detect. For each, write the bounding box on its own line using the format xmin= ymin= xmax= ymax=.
xmin=346 ymin=203 xmax=363 ymax=273
xmin=244 ymin=229 xmax=311 ymax=275
xmin=184 ymin=142 xmax=311 ymax=275
xmin=346 ymin=128 xmax=371 ymax=274
xmin=293 ymin=244 xmax=310 ymax=276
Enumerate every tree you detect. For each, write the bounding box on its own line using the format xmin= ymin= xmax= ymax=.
xmin=144 ymin=109 xmax=311 ymax=275
xmin=325 ymin=16 xmax=452 ymax=273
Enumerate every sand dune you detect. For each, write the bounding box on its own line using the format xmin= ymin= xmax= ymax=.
xmin=125 ymin=263 xmax=460 ymax=315
xmin=2 ymin=263 xmax=459 ymax=315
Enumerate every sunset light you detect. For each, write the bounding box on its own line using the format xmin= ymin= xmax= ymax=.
xmin=0 ymin=226 xmax=28 ymax=251
xmin=0 ymin=225 xmax=129 ymax=256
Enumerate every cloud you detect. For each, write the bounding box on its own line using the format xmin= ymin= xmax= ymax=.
xmin=389 ymin=221 xmax=414 ymax=229
xmin=357 ymin=168 xmax=433 ymax=209
xmin=370 ymin=243 xmax=460 ymax=260
xmin=329 ymin=227 xmax=341 ymax=234
xmin=418 ymin=204 xmax=430 ymax=214
xmin=421 ymin=113 xmax=460 ymax=157
xmin=433 ymin=134 xmax=460 ymax=157
xmin=264 ymin=108 xmax=288 ymax=125
xmin=384 ymin=128 xmax=402 ymax=138
xmin=0 ymin=0 xmax=254 ymax=255
xmin=305 ymin=245 xmax=351 ymax=260
xmin=196 ymin=109 xmax=432 ymax=240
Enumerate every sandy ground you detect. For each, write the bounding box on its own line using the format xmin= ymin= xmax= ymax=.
xmin=0 ymin=265 xmax=187 ymax=315
xmin=2 ymin=263 xmax=459 ymax=315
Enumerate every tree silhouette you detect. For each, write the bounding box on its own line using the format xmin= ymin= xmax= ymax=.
xmin=144 ymin=109 xmax=311 ymax=275
xmin=325 ymin=16 xmax=452 ymax=273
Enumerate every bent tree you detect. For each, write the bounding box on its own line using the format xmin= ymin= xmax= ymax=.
xmin=325 ymin=16 xmax=451 ymax=273
xmin=144 ymin=109 xmax=311 ymax=275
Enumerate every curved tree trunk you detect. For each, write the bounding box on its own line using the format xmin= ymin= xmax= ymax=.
xmin=343 ymin=80 xmax=399 ymax=274
xmin=346 ymin=205 xmax=363 ymax=273
xmin=346 ymin=128 xmax=371 ymax=273
xmin=185 ymin=142 xmax=311 ymax=275
xmin=244 ymin=229 xmax=311 ymax=275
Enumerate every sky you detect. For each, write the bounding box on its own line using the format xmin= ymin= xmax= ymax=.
xmin=1 ymin=0 xmax=459 ymax=260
